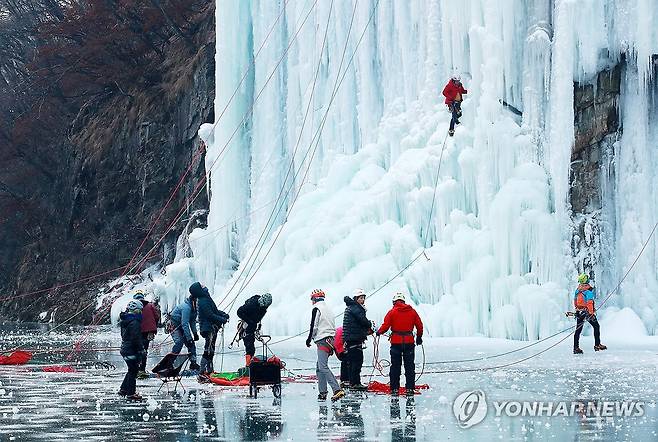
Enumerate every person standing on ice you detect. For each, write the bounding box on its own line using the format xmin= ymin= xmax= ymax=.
xmin=573 ymin=274 xmax=607 ymax=354
xmin=376 ymin=292 xmax=424 ymax=396
xmin=169 ymin=291 xmax=200 ymax=370
xmin=118 ymin=300 xmax=145 ymax=400
xmin=190 ymin=282 xmax=229 ymax=382
xmin=132 ymin=290 xmax=160 ymax=377
xmin=237 ymin=292 xmax=272 ymax=366
xmin=305 ymin=289 xmax=345 ymax=402
xmin=442 ymin=74 xmax=467 ymax=136
xmin=342 ymin=289 xmax=374 ymax=391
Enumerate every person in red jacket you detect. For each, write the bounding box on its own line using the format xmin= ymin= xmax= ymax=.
xmin=133 ymin=290 xmax=161 ymax=376
xmin=442 ymin=75 xmax=467 ymax=136
xmin=376 ymin=292 xmax=423 ymax=396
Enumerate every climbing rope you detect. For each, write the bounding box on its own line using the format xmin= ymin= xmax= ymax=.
xmin=0 ymin=1 xmax=298 ymax=309
xmin=61 ymin=0 xmax=322 ymax=354
xmin=217 ymin=0 xmax=342 ymax=311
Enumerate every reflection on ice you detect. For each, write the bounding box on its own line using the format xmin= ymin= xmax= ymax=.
xmin=0 ymin=327 xmax=657 ymax=440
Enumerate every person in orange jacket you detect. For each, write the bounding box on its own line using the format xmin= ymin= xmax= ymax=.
xmin=376 ymin=292 xmax=423 ymax=396
xmin=573 ymin=273 xmax=607 ymax=354
xmin=442 ymin=75 xmax=467 ymax=136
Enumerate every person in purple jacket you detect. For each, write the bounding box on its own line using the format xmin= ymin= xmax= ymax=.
xmin=133 ymin=290 xmax=161 ymax=376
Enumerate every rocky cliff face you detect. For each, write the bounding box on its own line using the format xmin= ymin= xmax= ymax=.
xmin=570 ymin=63 xmax=622 ymax=275
xmin=0 ymin=12 xmax=214 ymax=324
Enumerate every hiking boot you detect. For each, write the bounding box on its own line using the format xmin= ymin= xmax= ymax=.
xmin=390 ymin=388 xmax=399 ymax=396
xmin=573 ymin=347 xmax=584 ymax=354
xmin=405 ymin=389 xmax=415 ymax=397
xmin=331 ymin=390 xmax=345 ymax=402
xmin=448 ymin=129 xmax=455 ymax=137
xmin=340 ymin=381 xmax=350 ymax=389
xmin=126 ymin=393 xmax=143 ymax=401
xmin=594 ymin=344 xmax=608 ymax=351
xmin=350 ymin=384 xmax=368 ymax=392
xmin=317 ymin=392 xmax=327 ymax=401
xmin=189 ymin=362 xmax=200 ymax=371
xmin=137 ymin=371 xmax=149 ymax=379
xmin=117 ymin=390 xmax=128 ymax=397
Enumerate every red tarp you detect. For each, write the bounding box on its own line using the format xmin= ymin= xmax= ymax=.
xmin=209 ymin=375 xmax=250 ymax=386
xmin=0 ymin=350 xmax=33 ymax=365
xmin=42 ymin=365 xmax=77 ymax=372
xmin=367 ymin=380 xmax=429 ymax=395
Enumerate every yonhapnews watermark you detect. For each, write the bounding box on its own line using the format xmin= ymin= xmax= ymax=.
xmin=453 ymin=390 xmax=645 ymax=429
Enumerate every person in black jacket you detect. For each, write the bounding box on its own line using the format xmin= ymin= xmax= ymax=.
xmin=342 ymin=289 xmax=373 ymax=390
xmin=119 ymin=300 xmax=145 ymax=400
xmin=236 ymin=293 xmax=272 ymax=366
xmin=189 ymin=282 xmax=230 ymax=380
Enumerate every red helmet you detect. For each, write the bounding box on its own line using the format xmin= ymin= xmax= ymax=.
xmin=310 ymin=289 xmax=325 ymax=301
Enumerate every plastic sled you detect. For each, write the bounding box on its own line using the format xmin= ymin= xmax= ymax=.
xmin=209 ymin=372 xmax=250 ymax=386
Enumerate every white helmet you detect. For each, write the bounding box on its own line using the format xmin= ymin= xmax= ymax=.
xmin=353 ymin=288 xmax=366 ymax=300
xmin=450 ymin=69 xmax=462 ymax=82
xmin=393 ymin=292 xmax=406 ymax=303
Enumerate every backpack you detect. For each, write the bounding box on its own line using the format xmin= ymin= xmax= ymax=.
xmin=163 ymin=311 xmax=176 ymax=334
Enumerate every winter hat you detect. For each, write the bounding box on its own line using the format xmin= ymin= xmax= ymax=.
xmin=353 ymin=288 xmax=366 ymax=301
xmin=189 ymin=282 xmax=205 ymax=299
xmin=310 ymin=289 xmax=325 ymax=302
xmin=392 ymin=292 xmax=406 ymax=303
xmin=126 ymin=300 xmax=143 ymax=313
xmin=259 ymin=293 xmax=272 ymax=308
xmin=133 ymin=290 xmax=146 ymax=301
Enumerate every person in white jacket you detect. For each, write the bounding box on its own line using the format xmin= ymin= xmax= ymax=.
xmin=306 ymin=289 xmax=345 ymax=402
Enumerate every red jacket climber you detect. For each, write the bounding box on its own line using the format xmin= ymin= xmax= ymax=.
xmin=443 ymin=76 xmax=468 ymax=136
xmin=442 ymin=77 xmax=467 ymax=105
xmin=377 ymin=294 xmax=423 ymax=345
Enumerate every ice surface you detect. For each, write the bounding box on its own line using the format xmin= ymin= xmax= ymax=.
xmin=1 ymin=327 xmax=657 ymax=441
xmin=117 ymin=1 xmax=658 ymax=339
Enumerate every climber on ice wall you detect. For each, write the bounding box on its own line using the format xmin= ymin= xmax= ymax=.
xmin=442 ymin=75 xmax=467 ymax=136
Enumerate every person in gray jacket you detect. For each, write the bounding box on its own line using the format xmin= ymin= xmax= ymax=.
xmin=169 ymin=294 xmax=200 ymax=370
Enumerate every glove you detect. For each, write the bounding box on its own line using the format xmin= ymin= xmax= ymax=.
xmin=416 ymin=336 xmax=423 ymax=346
xmin=305 ymin=338 xmax=311 ymax=348
xmin=193 ymin=334 xmax=199 ymax=341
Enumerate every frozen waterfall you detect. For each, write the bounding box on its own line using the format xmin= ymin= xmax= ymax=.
xmin=151 ymin=0 xmax=658 ymax=339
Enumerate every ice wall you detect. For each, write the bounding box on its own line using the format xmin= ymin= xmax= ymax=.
xmin=155 ymin=0 xmax=658 ymax=338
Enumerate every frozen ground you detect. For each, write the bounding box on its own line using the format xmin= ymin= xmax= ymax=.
xmin=0 ymin=325 xmax=657 ymax=441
